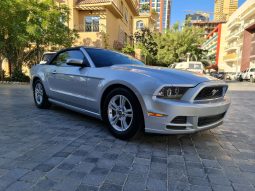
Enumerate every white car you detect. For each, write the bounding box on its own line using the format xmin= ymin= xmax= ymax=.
xmin=225 ymin=72 xmax=236 ymax=80
xmin=173 ymin=62 xmax=205 ymax=74
xmin=240 ymin=67 xmax=255 ymax=82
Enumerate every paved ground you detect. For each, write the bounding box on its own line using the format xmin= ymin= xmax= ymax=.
xmin=0 ymin=82 xmax=255 ymax=191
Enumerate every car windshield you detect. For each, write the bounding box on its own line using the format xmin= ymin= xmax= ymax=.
xmin=85 ymin=48 xmax=144 ymax=67
xmin=189 ymin=63 xmax=202 ymax=69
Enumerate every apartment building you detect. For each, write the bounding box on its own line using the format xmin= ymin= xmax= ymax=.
xmin=191 ymin=21 xmax=225 ymax=38
xmin=214 ymin=0 xmax=238 ymax=21
xmin=185 ymin=12 xmax=210 ymax=22
xmin=222 ymin=0 xmax=255 ymax=72
xmin=150 ymin=0 xmax=171 ymax=32
xmin=63 ymin=0 xmax=139 ymax=48
xmin=202 ymin=24 xmax=226 ymax=66
xmin=133 ymin=12 xmax=156 ymax=32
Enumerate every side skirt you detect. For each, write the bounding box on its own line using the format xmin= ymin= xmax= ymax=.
xmin=48 ymin=98 xmax=102 ymax=120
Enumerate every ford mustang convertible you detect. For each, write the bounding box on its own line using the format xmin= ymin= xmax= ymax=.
xmin=30 ymin=46 xmax=230 ymax=139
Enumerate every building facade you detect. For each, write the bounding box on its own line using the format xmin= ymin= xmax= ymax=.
xmin=133 ymin=13 xmax=156 ymax=32
xmin=191 ymin=21 xmax=225 ymax=38
xmin=149 ymin=0 xmax=171 ymax=32
xmin=186 ymin=12 xmax=210 ymax=22
xmin=63 ymin=0 xmax=139 ymax=48
xmin=222 ymin=0 xmax=255 ymax=72
xmin=202 ymin=24 xmax=225 ymax=66
xmin=214 ymin=0 xmax=238 ymax=21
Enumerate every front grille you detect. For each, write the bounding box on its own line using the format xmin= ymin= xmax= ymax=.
xmin=195 ymin=86 xmax=225 ymax=100
xmin=171 ymin=116 xmax=187 ymax=124
xmin=198 ymin=113 xmax=225 ymax=127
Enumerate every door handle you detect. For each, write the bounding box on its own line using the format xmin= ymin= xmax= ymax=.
xmin=51 ymin=70 xmax=57 ymax=74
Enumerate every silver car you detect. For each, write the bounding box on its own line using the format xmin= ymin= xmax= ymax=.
xmin=30 ymin=47 xmax=231 ymax=139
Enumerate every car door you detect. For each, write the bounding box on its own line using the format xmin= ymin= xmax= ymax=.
xmin=47 ymin=49 xmax=90 ymax=109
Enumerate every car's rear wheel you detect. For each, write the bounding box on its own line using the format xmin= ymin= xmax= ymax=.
xmin=250 ymin=76 xmax=254 ymax=83
xmin=33 ymin=80 xmax=51 ymax=109
xmin=103 ymin=88 xmax=143 ymax=139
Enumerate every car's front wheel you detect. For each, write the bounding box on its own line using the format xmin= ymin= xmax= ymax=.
xmin=103 ymin=88 xmax=143 ymax=139
xmin=33 ymin=80 xmax=51 ymax=109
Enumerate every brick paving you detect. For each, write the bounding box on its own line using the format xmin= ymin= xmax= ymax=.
xmin=0 ymin=83 xmax=254 ymax=191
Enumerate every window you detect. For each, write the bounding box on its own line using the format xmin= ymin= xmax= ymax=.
xmin=42 ymin=53 xmax=56 ymax=63
xmin=51 ymin=50 xmax=86 ymax=66
xmin=250 ymin=68 xmax=255 ymax=72
xmin=189 ymin=63 xmax=202 ymax=69
xmin=85 ymin=48 xmax=144 ymax=67
xmin=136 ymin=20 xmax=144 ymax=29
xmin=85 ymin=16 xmax=100 ymax=32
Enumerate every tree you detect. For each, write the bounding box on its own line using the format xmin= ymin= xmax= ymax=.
xmin=26 ymin=0 xmax=78 ymax=63
xmin=0 ymin=0 xmax=78 ymax=76
xmin=0 ymin=0 xmax=29 ymax=74
xmin=134 ymin=28 xmax=158 ymax=64
xmin=155 ymin=22 xmax=205 ymax=66
xmin=140 ymin=3 xmax=150 ymax=13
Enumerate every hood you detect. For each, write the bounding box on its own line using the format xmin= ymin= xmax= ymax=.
xmin=111 ymin=64 xmax=216 ymax=86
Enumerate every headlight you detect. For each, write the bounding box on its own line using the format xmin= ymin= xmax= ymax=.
xmin=157 ymin=87 xmax=189 ymax=99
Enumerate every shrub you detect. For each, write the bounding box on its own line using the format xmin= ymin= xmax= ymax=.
xmin=0 ymin=70 xmax=5 ymax=81
xmin=11 ymin=68 xmax=30 ymax=82
xmin=122 ymin=44 xmax=135 ymax=56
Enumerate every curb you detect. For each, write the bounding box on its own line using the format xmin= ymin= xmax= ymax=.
xmin=0 ymin=81 xmax=29 ymax=85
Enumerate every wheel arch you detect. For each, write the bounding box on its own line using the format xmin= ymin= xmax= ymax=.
xmin=100 ymin=83 xmax=146 ymax=123
xmin=32 ymin=76 xmax=41 ymax=87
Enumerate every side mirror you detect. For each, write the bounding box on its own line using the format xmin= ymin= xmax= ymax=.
xmin=66 ymin=59 xmax=85 ymax=67
xmin=39 ymin=61 xmax=47 ymax=65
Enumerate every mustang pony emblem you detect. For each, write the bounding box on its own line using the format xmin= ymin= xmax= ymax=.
xmin=211 ymin=89 xmax=219 ymax=96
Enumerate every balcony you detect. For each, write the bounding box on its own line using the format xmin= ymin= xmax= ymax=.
xmin=74 ymin=24 xmax=100 ymax=32
xmin=224 ymin=53 xmax=238 ymax=62
xmin=225 ymin=34 xmax=238 ymax=42
xmin=244 ymin=18 xmax=255 ymax=29
xmin=241 ymin=3 xmax=255 ymax=20
xmin=76 ymin=0 xmax=139 ymax=18
xmin=225 ymin=44 xmax=238 ymax=52
xmin=228 ymin=21 xmax=241 ymax=30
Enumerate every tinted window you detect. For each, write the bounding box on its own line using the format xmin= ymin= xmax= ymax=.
xmin=85 ymin=48 xmax=144 ymax=67
xmin=51 ymin=50 xmax=86 ymax=66
xmin=250 ymin=68 xmax=255 ymax=72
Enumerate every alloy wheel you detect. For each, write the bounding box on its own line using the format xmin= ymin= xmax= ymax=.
xmin=107 ymin=95 xmax=133 ymax=132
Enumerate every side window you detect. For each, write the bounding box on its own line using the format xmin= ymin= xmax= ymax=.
xmin=51 ymin=50 xmax=88 ymax=66
xmin=51 ymin=51 xmax=69 ymax=66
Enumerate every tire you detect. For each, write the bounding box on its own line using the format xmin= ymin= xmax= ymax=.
xmin=102 ymin=88 xmax=144 ymax=140
xmin=239 ymin=76 xmax=243 ymax=82
xmin=250 ymin=76 xmax=254 ymax=83
xmin=33 ymin=80 xmax=51 ymax=109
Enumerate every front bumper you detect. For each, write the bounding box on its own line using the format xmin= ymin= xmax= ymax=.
xmin=145 ymin=97 xmax=230 ymax=134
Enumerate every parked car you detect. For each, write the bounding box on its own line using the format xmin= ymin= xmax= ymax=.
xmin=39 ymin=52 xmax=56 ymax=64
xmin=225 ymin=72 xmax=236 ymax=80
xmin=233 ymin=72 xmax=242 ymax=80
xmin=171 ymin=61 xmax=205 ymax=74
xmin=240 ymin=67 xmax=255 ymax=82
xmin=30 ymin=47 xmax=230 ymax=139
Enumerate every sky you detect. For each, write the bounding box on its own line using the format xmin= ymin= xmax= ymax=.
xmin=171 ymin=0 xmax=247 ymax=26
